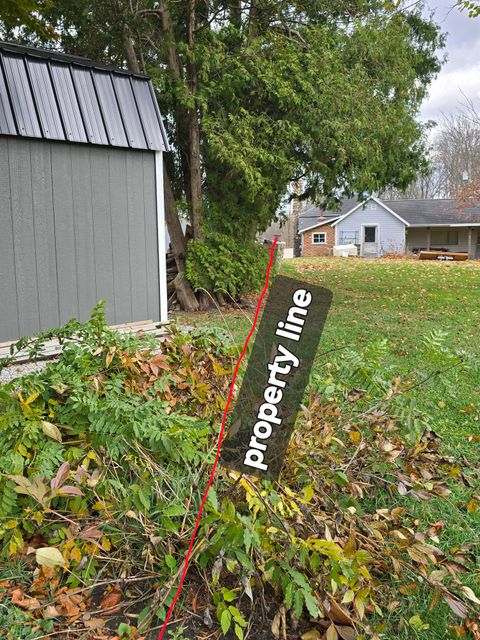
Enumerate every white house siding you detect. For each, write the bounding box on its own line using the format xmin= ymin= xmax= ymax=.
xmin=406 ymin=227 xmax=476 ymax=254
xmin=335 ymin=203 xmax=406 ymax=256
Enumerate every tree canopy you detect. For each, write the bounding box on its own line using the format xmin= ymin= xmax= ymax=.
xmin=1 ymin=1 xmax=444 ymax=243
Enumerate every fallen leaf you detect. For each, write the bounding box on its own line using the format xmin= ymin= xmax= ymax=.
xmin=467 ymin=499 xmax=478 ymax=514
xmin=301 ymin=630 xmax=322 ymax=640
xmin=36 ymin=547 xmax=66 ymax=568
xmin=460 ymin=586 xmax=480 ymax=605
xmin=336 ymin=626 xmax=358 ymax=640
xmin=99 ymin=586 xmax=122 ymax=612
xmin=326 ymin=624 xmax=339 ymax=640
xmin=41 ymin=421 xmax=62 ymax=442
xmin=10 ymin=588 xmax=25 ymax=605
xmin=326 ymin=596 xmax=354 ymax=626
xmin=444 ymin=594 xmax=468 ymax=619
xmin=84 ymin=618 xmax=106 ymax=629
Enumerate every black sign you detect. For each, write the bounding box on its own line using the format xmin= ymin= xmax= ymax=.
xmin=221 ymin=276 xmax=332 ymax=480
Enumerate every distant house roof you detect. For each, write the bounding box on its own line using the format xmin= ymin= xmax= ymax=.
xmin=298 ymin=202 xmax=347 ymax=233
xmin=0 ymin=41 xmax=169 ymax=151
xmin=299 ymin=197 xmax=480 ymax=233
xmin=381 ymin=198 xmax=480 ymax=226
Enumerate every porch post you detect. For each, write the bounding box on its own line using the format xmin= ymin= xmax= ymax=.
xmin=426 ymin=227 xmax=431 ymax=251
xmin=468 ymin=227 xmax=473 ymax=259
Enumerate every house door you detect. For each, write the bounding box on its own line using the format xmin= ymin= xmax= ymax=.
xmin=361 ymin=225 xmax=379 ymax=257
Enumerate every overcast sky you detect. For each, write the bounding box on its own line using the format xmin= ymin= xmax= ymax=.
xmin=419 ymin=1 xmax=480 ymax=123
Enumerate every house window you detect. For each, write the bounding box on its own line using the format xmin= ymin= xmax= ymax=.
xmin=431 ymin=229 xmax=459 ymax=245
xmin=312 ymin=232 xmax=326 ymax=244
xmin=369 ymin=201 xmax=377 ymax=210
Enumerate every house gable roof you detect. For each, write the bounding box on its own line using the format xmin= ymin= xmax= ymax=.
xmin=298 ymin=200 xmax=354 ymax=233
xmin=298 ymin=218 xmax=340 ymax=234
xmin=0 ymin=40 xmax=169 ymax=151
xmin=331 ymin=196 xmax=410 ymax=227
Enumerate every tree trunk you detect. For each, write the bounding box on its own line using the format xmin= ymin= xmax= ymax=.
xmin=158 ymin=0 xmax=192 ymax=203
xmin=129 ymin=4 xmax=200 ymax=313
xmin=186 ymin=0 xmax=204 ymax=240
xmin=123 ymin=31 xmax=141 ymax=73
xmin=164 ymin=165 xmax=200 ymax=312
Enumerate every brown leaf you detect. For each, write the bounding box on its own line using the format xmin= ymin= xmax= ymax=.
xmin=84 ymin=617 xmax=106 ymax=629
xmin=466 ymin=619 xmax=480 ymax=640
xmin=449 ymin=625 xmax=467 ymax=637
xmin=336 ymin=626 xmax=358 ymax=640
xmin=191 ymin=594 xmax=198 ymax=614
xmin=10 ymin=588 xmax=25 ymax=605
xmin=10 ymin=588 xmax=41 ymax=611
xmin=326 ymin=597 xmax=354 ymax=626
xmin=56 ymin=592 xmax=85 ymax=620
xmin=51 ymin=462 xmax=70 ymax=490
xmin=99 ymin=585 xmax=122 ymax=612
xmin=444 ymin=594 xmax=468 ymax=619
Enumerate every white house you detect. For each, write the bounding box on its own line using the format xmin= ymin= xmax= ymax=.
xmin=298 ymin=196 xmax=480 ymax=258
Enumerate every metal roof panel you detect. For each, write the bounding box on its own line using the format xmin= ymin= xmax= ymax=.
xmin=92 ymin=71 xmax=128 ymax=147
xmin=0 ymin=43 xmax=169 ymax=151
xmin=131 ymin=78 xmax=168 ymax=151
xmin=49 ymin=62 xmax=87 ymax=143
xmin=112 ymin=75 xmax=147 ymax=149
xmin=2 ymin=54 xmax=41 ymax=138
xmin=70 ymin=66 xmax=108 ymax=145
xmin=26 ymin=58 xmax=65 ymax=140
xmin=0 ymin=61 xmax=16 ymax=134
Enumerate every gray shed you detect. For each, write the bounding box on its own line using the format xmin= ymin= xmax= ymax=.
xmin=0 ymin=41 xmax=170 ymax=343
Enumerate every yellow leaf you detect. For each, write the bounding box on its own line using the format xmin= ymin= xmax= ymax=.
xmin=101 ymin=537 xmax=111 ymax=552
xmin=467 ymin=499 xmax=478 ymax=514
xmin=302 ymin=484 xmax=314 ymax=503
xmin=35 ymin=547 xmax=66 ymax=568
xmin=349 ymin=431 xmax=361 ymax=445
xmin=41 ymin=421 xmax=62 ymax=442
xmin=342 ymin=590 xmax=355 ymax=604
xmin=438 ymin=401 xmax=446 ymax=409
xmin=26 ymin=391 xmax=40 ymax=405
xmin=326 ymin=624 xmax=339 ymax=640
xmin=70 ymin=546 xmax=82 ymax=563
xmin=301 ymin=630 xmax=322 ymax=640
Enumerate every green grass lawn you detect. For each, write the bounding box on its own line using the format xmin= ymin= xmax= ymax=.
xmin=176 ymin=256 xmax=480 ymax=639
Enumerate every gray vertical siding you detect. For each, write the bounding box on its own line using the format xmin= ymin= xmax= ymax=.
xmin=0 ymin=137 xmax=160 ymax=342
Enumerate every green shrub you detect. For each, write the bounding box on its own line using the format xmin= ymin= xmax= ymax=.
xmin=185 ymin=233 xmax=271 ymax=298
xmin=0 ymin=310 xmax=477 ymax=637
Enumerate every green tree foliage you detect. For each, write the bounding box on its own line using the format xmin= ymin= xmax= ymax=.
xmin=185 ymin=233 xmax=271 ymax=298
xmin=0 ymin=1 xmax=444 ymax=245
xmin=456 ymin=0 xmax=480 ymax=17
xmin=0 ymin=0 xmax=53 ymax=36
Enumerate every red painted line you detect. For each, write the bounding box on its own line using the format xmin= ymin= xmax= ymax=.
xmin=157 ymin=237 xmax=278 ymax=640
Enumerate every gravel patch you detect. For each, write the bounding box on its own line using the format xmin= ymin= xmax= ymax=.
xmin=0 ymin=359 xmax=53 ymax=384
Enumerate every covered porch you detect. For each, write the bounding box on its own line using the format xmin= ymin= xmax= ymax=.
xmin=406 ymin=225 xmax=480 ymax=259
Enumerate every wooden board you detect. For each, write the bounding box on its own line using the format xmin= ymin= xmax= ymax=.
xmin=418 ymin=251 xmax=469 ymax=262
xmin=0 ymin=320 xmax=168 ymax=364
